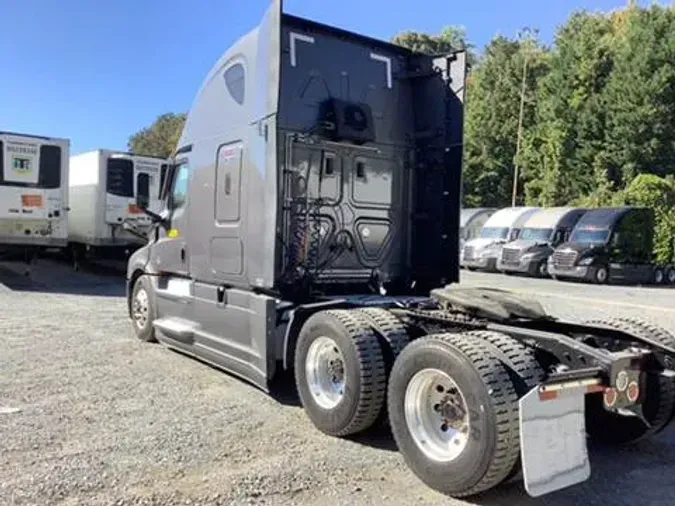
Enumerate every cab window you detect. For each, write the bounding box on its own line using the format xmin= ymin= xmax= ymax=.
xmin=170 ymin=162 xmax=191 ymax=209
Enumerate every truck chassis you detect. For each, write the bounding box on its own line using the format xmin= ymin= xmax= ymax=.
xmin=127 ymin=276 xmax=675 ymax=498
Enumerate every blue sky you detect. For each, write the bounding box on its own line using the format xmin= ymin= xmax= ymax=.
xmin=0 ymin=0 xmax=657 ymax=155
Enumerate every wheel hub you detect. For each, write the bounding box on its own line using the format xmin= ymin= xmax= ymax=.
xmin=306 ymin=336 xmax=346 ymax=410
xmin=133 ymin=288 xmax=149 ymax=329
xmin=404 ymin=369 xmax=470 ymax=462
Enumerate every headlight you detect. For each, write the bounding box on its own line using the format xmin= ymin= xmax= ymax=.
xmin=480 ymin=248 xmax=497 ymax=258
xmin=578 ymin=257 xmax=594 ymax=266
xmin=520 ymin=252 xmax=535 ymax=261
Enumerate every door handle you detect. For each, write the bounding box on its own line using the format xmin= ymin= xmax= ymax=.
xmin=224 ymin=173 xmax=232 ymax=195
xmin=180 ymin=248 xmax=186 ymax=262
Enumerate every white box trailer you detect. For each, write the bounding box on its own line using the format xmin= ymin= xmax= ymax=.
xmin=67 ymin=149 xmax=168 ymax=264
xmin=0 ymin=131 xmax=70 ymax=264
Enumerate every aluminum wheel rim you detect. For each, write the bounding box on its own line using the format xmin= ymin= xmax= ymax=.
xmin=655 ymin=270 xmax=664 ymax=283
xmin=539 ymin=261 xmax=548 ymax=276
xmin=132 ymin=288 xmax=149 ymax=329
xmin=597 ymin=267 xmax=607 ymax=283
xmin=306 ymin=336 xmax=346 ymax=410
xmin=404 ymin=368 xmax=470 ymax=463
xmin=669 ymin=270 xmax=675 ymax=284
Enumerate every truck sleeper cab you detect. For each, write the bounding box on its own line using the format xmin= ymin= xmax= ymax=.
xmin=497 ymin=207 xmax=587 ymax=277
xmin=125 ymin=0 xmax=675 ymax=500
xmin=0 ymin=131 xmax=70 ymax=262
xmin=460 ymin=206 xmax=539 ymax=272
xmin=459 ymin=207 xmax=496 ymax=259
xmin=67 ymin=149 xmax=168 ymax=264
xmin=548 ymin=206 xmax=673 ymax=285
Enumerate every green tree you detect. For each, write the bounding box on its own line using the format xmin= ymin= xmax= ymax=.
xmin=128 ymin=112 xmax=186 ymax=159
xmin=462 ymin=33 xmax=549 ymax=207
xmin=521 ymin=11 xmax=616 ymax=206
xmin=620 ymin=174 xmax=675 ymax=263
xmin=392 ymin=26 xmax=477 ymax=64
xmin=603 ymin=5 xmax=675 ymax=185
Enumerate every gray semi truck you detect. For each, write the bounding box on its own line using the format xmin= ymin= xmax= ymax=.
xmin=548 ymin=206 xmax=675 ymax=285
xmin=497 ymin=207 xmax=587 ymax=277
xmin=124 ymin=0 xmax=675 ymax=499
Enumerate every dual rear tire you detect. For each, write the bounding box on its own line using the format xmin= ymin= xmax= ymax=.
xmin=294 ymin=310 xmax=540 ymax=497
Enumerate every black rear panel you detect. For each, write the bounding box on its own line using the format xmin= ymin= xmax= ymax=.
xmin=106 ymin=159 xmax=134 ymax=197
xmin=276 ymin=15 xmax=466 ymax=297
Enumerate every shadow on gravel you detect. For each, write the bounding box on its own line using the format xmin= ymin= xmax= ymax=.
xmin=468 ymin=427 xmax=675 ymax=505
xmin=0 ymin=259 xmax=126 ymax=297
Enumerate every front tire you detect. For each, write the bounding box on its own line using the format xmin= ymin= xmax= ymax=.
xmin=387 ymin=333 xmax=520 ymax=498
xmin=294 ymin=310 xmax=386 ymax=437
xmin=130 ymin=275 xmax=157 ymax=343
xmin=593 ymin=265 xmax=609 ymax=284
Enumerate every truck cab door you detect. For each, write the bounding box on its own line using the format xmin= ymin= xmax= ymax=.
xmin=150 ymin=158 xmax=191 ymax=277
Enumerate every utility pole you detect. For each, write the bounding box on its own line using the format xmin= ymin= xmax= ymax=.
xmin=512 ymin=52 xmax=528 ymax=207
xmin=512 ymin=28 xmax=537 ymax=207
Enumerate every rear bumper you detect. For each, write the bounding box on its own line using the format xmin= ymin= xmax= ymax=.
xmin=0 ymin=236 xmax=67 ymax=247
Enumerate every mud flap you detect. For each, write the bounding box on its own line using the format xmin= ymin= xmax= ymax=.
xmin=519 ymin=385 xmax=591 ymax=497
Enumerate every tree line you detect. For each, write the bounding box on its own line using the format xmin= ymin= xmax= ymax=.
xmin=129 ymin=2 xmax=675 ymax=262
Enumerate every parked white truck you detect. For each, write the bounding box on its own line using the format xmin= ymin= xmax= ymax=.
xmin=67 ymin=149 xmax=168 ymax=266
xmin=497 ymin=207 xmax=587 ymax=277
xmin=460 ymin=206 xmax=539 ymax=271
xmin=0 ymin=131 xmax=70 ymax=268
xmin=459 ymin=207 xmax=496 ymax=256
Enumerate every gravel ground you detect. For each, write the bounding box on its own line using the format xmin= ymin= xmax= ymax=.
xmin=1 ymin=260 xmax=675 ymax=506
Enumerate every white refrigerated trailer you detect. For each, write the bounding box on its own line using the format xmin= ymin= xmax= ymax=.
xmin=0 ymin=131 xmax=70 ymax=269
xmin=67 ymin=149 xmax=168 ymax=266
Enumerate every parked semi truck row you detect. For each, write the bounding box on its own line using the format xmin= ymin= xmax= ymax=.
xmin=459 ymin=206 xmax=539 ymax=272
xmin=124 ymin=0 xmax=675 ymax=499
xmin=0 ymin=134 xmax=168 ymax=270
xmin=462 ymin=203 xmax=675 ymax=285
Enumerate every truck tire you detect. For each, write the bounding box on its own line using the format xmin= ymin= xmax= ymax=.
xmin=294 ymin=309 xmax=386 ymax=437
xmin=355 ymin=307 xmax=410 ymax=425
xmin=387 ymin=332 xmax=520 ymax=498
xmin=470 ymin=330 xmax=546 ymax=481
xmin=666 ymin=266 xmax=675 ymax=285
xmin=582 ymin=317 xmax=675 ymax=444
xmin=653 ymin=267 xmax=665 ymax=285
xmin=130 ymin=275 xmax=157 ymax=343
xmin=593 ymin=265 xmax=609 ymax=284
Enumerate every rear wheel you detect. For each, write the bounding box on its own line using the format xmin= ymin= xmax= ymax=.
xmin=355 ymin=308 xmax=410 ymax=425
xmin=666 ymin=266 xmax=675 ymax=285
xmin=472 ymin=330 xmax=545 ymax=481
xmin=653 ymin=267 xmax=665 ymax=285
xmin=582 ymin=317 xmax=675 ymax=444
xmin=387 ymin=332 xmax=520 ymax=497
xmin=294 ymin=310 xmax=386 ymax=437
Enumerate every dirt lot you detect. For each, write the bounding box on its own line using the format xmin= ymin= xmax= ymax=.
xmin=1 ymin=260 xmax=675 ymax=506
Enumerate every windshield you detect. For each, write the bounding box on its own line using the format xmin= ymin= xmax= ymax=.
xmin=0 ymin=141 xmax=62 ymax=189
xmin=479 ymin=227 xmax=509 ymax=240
xmin=518 ymin=228 xmax=553 ymax=242
xmin=569 ymin=228 xmax=610 ymax=245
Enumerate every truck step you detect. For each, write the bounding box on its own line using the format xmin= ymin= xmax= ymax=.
xmin=153 ymin=317 xmax=199 ymax=344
